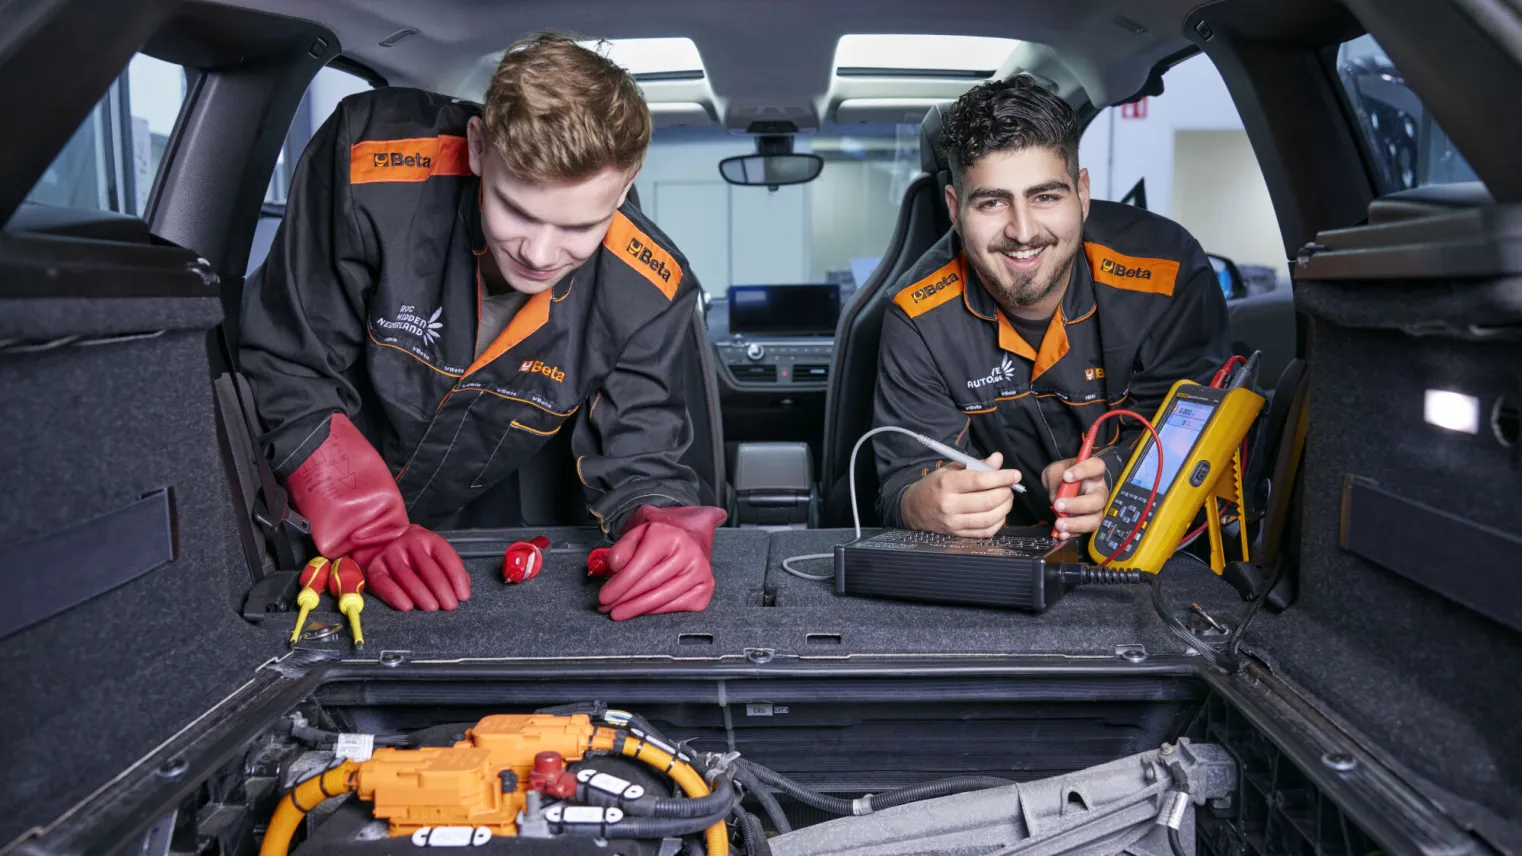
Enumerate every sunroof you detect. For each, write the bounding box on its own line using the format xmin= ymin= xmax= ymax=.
xmin=580 ymin=37 xmax=706 ymax=81
xmin=833 ymin=34 xmax=1021 ymax=78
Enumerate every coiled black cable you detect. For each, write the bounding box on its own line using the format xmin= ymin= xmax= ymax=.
xmin=1169 ymin=826 xmax=1187 ymax=856
xmin=618 ymin=773 xmax=735 ymax=818
xmin=863 ymin=776 xmax=1016 ymax=811
xmin=549 ymin=805 xmax=733 ymax=838
xmin=732 ymin=763 xmax=792 ymax=834
xmin=1057 ymin=564 xmax=1147 ymax=586
xmin=735 ymin=810 xmax=772 ymax=856
xmin=738 ymin=759 xmax=1012 ymax=815
xmin=738 ymin=760 xmax=853 ymax=814
xmin=1148 ymin=571 xmax=1237 ymax=672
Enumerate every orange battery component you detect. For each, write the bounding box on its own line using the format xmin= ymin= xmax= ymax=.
xmin=353 ymin=714 xmax=598 ymax=835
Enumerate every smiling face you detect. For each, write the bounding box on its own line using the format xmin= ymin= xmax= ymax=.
xmin=948 ymin=146 xmax=1090 ymax=318
xmin=468 ymin=117 xmax=634 ymax=294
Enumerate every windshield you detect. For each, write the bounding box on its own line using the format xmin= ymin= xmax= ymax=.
xmin=1335 ymin=34 xmax=1480 ymax=192
xmin=633 ymin=122 xmax=921 ymax=299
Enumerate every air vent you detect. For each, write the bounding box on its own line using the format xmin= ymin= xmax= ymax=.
xmin=794 ymin=363 xmax=830 ymax=381
xmin=730 ymin=364 xmax=777 ymax=382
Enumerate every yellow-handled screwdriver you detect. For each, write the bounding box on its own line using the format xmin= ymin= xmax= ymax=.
xmin=328 ymin=557 xmax=366 ymax=649
xmin=290 ymin=557 xmax=332 ymax=644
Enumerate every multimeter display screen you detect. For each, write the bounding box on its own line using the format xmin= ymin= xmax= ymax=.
xmin=1128 ymin=399 xmax=1215 ymax=491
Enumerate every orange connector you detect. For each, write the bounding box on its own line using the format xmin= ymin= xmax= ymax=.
xmin=354 ymin=714 xmax=597 ymax=835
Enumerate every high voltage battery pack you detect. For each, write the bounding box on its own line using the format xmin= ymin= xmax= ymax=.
xmin=833 ymin=528 xmax=1085 ymax=612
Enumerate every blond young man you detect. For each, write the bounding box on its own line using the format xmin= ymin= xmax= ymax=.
xmin=241 ymin=35 xmax=722 ymax=620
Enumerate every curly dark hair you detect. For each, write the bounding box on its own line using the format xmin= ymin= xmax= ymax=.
xmin=939 ymin=74 xmax=1079 ymax=187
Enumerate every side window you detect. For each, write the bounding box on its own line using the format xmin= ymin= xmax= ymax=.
xmin=247 ymin=65 xmax=373 ymax=275
xmin=24 ymin=54 xmax=194 ymax=217
xmin=1078 ymin=54 xmax=1288 ymax=299
xmin=264 ymin=65 xmax=374 ymax=205
xmin=1335 ymin=34 xmax=1479 ymax=192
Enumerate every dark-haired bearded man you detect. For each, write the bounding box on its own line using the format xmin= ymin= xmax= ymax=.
xmin=873 ymin=74 xmax=1232 ymax=539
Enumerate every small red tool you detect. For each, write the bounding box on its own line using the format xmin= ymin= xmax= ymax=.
xmin=327 ymin=557 xmax=366 ymax=649
xmin=503 ymin=536 xmax=551 ymax=584
xmin=586 ymin=547 xmax=613 ymax=578
xmin=291 ymin=557 xmax=332 ymax=644
xmin=1051 ymin=432 xmax=1100 ymax=539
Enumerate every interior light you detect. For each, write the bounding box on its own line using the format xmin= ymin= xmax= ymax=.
xmin=578 ymin=37 xmax=704 ymax=77
xmin=833 ymin=34 xmax=1021 ymax=75
xmin=1424 ymin=389 xmax=1481 ymax=434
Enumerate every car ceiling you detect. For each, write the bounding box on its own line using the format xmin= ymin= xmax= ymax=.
xmin=212 ymin=0 xmax=1206 ymax=125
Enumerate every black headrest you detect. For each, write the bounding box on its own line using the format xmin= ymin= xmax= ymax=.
xmin=919 ymin=103 xmax=950 ymax=175
xmin=920 ymin=103 xmax=955 ymax=194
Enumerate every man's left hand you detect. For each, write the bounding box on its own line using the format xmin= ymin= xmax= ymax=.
xmin=1042 ymin=456 xmax=1110 ymax=539
xmin=598 ymin=506 xmax=727 ymax=621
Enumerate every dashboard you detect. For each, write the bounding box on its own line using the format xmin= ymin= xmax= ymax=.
xmin=706 ymin=284 xmax=841 ymax=391
xmin=704 ymin=285 xmax=844 ymax=459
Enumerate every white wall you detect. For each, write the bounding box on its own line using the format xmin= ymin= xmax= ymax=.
xmin=1079 ymin=54 xmax=1290 ymax=282
xmin=634 ymin=138 xmax=812 ymax=294
xmin=808 ymin=158 xmax=901 ymax=281
xmin=1172 ymin=131 xmax=1288 ymax=282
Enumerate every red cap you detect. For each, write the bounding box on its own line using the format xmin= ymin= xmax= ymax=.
xmin=533 ymin=751 xmax=565 ymax=775
xmin=586 ymin=547 xmax=612 ymax=577
xmin=528 ymin=751 xmax=577 ymax=798
xmin=502 ymin=538 xmax=548 ymax=585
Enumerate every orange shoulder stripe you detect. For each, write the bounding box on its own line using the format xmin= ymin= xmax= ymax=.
xmin=892 ymin=258 xmax=965 ymax=318
xmin=604 ymin=212 xmax=682 ymax=300
xmin=1085 ymin=242 xmax=1179 ymax=296
xmin=350 ymin=135 xmax=472 ymax=184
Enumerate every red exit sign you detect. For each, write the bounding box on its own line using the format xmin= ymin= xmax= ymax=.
xmin=1121 ymin=97 xmax=1149 ymax=119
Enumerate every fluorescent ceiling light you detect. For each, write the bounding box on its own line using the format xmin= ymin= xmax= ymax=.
xmin=579 ymin=37 xmax=704 ymax=78
xmin=1424 ymin=389 xmax=1480 ymax=434
xmin=834 ymin=34 xmax=1021 ymax=75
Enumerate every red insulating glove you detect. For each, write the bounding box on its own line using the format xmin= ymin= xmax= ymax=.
xmin=597 ymin=505 xmax=727 ymax=621
xmin=285 ymin=413 xmax=472 ymax=612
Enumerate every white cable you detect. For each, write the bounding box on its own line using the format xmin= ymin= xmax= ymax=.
xmin=780 ymin=553 xmax=834 ymax=581
xmin=778 ymin=427 xmax=1027 ymax=582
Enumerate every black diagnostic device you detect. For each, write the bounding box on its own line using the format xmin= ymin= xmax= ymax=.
xmin=832 ymin=528 xmax=1140 ymax=612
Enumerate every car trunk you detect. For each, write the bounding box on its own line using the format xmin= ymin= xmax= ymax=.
xmin=2 ymin=1 xmax=1520 ymax=855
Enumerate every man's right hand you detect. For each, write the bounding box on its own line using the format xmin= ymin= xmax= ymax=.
xmin=899 ymin=452 xmax=1022 ymax=538
xmin=286 ymin=413 xmax=472 ymax=612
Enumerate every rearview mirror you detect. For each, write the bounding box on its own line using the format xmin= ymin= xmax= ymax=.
xmin=718 ymin=153 xmax=824 ymax=188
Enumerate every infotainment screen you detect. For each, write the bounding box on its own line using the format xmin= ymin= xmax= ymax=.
xmin=727 ymin=284 xmax=842 ymax=336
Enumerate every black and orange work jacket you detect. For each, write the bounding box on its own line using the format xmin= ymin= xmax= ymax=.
xmin=240 ymin=88 xmax=702 ymax=534
xmin=873 ymin=200 xmax=1233 ymax=526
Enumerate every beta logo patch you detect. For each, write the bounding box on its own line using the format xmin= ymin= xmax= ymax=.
xmin=1100 ymin=258 xmax=1151 ymax=280
xmin=1085 ymin=243 xmax=1180 ymax=296
xmin=372 ymin=151 xmax=433 ymax=169
xmin=519 ymin=360 xmax=565 ymax=383
xmin=911 ymin=272 xmax=960 ymax=303
xmin=1085 ymin=367 xmax=1106 ymax=381
xmin=625 ymin=237 xmax=674 ymax=283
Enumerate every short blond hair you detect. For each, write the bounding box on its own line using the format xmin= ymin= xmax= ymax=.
xmin=482 ymin=33 xmax=651 ymax=183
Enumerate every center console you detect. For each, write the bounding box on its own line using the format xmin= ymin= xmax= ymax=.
xmin=707 ymin=284 xmax=842 ymax=524
xmin=715 ymin=336 xmax=835 ymax=388
xmin=711 ymin=283 xmax=841 ymax=390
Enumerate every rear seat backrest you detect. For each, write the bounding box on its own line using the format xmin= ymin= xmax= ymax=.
xmin=818 ymin=105 xmax=954 ymax=527
xmin=0 ymin=213 xmax=267 ymax=842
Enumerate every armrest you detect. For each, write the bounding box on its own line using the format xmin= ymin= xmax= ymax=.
xmin=731 ymin=442 xmax=817 ymax=527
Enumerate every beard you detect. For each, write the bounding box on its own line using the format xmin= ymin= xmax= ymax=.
xmin=980 ymin=233 xmax=1075 ymax=310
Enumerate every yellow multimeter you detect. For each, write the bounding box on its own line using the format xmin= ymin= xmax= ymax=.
xmin=1088 ymin=378 xmax=1265 ymax=573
